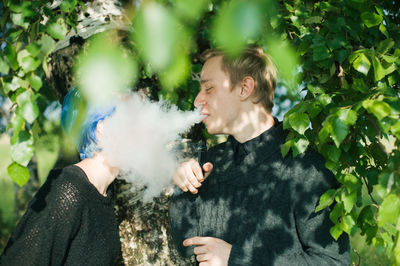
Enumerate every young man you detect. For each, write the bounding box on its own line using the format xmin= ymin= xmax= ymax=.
xmin=169 ymin=46 xmax=350 ymax=265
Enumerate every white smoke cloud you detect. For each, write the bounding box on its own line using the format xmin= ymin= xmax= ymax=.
xmin=98 ymin=93 xmax=203 ymax=200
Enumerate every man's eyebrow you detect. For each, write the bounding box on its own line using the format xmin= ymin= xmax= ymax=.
xmin=200 ymin=79 xmax=211 ymax=84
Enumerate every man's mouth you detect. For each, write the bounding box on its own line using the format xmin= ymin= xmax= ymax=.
xmin=201 ymin=113 xmax=209 ymax=122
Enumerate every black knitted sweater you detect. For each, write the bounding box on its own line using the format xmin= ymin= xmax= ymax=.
xmin=0 ymin=165 xmax=121 ymax=266
xmin=169 ymin=120 xmax=350 ymax=265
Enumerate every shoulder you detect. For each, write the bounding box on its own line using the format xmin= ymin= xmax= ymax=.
xmin=24 ymin=165 xmax=87 ymax=224
xmin=285 ymin=148 xmax=337 ymax=193
xmin=46 ymin=165 xmax=88 ymax=210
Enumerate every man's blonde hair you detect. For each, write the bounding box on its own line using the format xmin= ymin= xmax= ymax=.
xmin=201 ymin=45 xmax=277 ymax=113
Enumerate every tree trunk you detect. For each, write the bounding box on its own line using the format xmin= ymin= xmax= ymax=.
xmin=115 ymin=181 xmax=195 ymax=265
xmin=47 ymin=39 xmax=195 ymax=266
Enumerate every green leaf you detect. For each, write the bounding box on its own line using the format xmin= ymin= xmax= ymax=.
xmin=159 ymin=53 xmax=190 ymax=88
xmin=352 ymin=78 xmax=367 ymax=92
xmin=305 ymin=16 xmax=322 ymax=24
xmin=281 ymin=139 xmax=294 ymax=157
xmin=341 ymin=174 xmax=360 ymax=193
xmin=28 ymin=73 xmax=43 ymax=91
xmin=7 ymin=162 xmax=30 ymax=187
xmin=357 ymin=205 xmax=376 ymax=229
xmin=362 ymin=100 xmax=391 ymax=120
xmin=17 ymin=77 xmax=29 ymax=89
xmin=307 ymin=84 xmax=324 ymax=95
xmin=330 ymin=223 xmax=343 ymax=241
xmin=38 ymin=34 xmax=56 ymax=58
xmin=379 ymin=194 xmax=400 ymax=225
xmin=381 ymin=54 xmax=397 ymax=64
xmin=11 ymin=13 xmax=28 ymax=28
xmin=46 ymin=19 xmax=68 ymax=40
xmin=75 ymin=33 xmax=138 ymax=107
xmin=10 ymin=131 xmax=34 ymax=167
xmin=60 ymin=0 xmax=77 ymax=13
xmin=288 ymin=113 xmax=310 ymax=135
xmin=342 ymin=190 xmax=357 ymax=213
xmin=379 ymin=23 xmax=389 ymax=38
xmin=352 ymin=53 xmax=370 ymax=76
xmin=376 ymin=38 xmax=394 ymax=55
xmin=383 ymin=63 xmax=396 ymax=77
xmin=7 ymin=29 xmax=23 ymax=42
xmin=319 ymin=2 xmax=340 ymax=12
xmin=338 ymin=109 xmax=357 ymax=126
xmin=330 ymin=202 xmax=344 ymax=223
xmin=16 ymin=90 xmax=39 ymax=124
xmin=316 ymin=94 xmax=332 ymax=106
xmin=391 ymin=122 xmax=400 ymax=139
xmin=361 ymin=12 xmax=383 ymax=28
xmin=331 ymin=117 xmax=349 ymax=147
xmin=174 ymin=0 xmax=208 ymax=21
xmin=318 ymin=122 xmax=331 ymax=143
xmin=292 ymin=137 xmax=309 ymax=157
xmin=10 ymin=111 xmax=25 ymax=136
xmin=316 ymin=189 xmax=336 ymax=212
xmin=17 ymin=49 xmax=40 ymax=72
xmin=340 ymin=215 xmax=356 ymax=234
xmin=306 ymin=102 xmax=323 ymax=118
xmin=9 ymin=1 xmax=33 ymax=16
xmin=267 ymin=38 xmax=299 ymax=88
xmin=369 ymin=142 xmax=387 ymax=163
xmin=336 ymin=49 xmax=349 ymax=64
xmin=212 ymin=1 xmax=262 ymax=55
xmin=35 ymin=133 xmax=61 ymax=184
xmin=26 ymin=43 xmax=41 ymax=57
xmin=322 ymin=144 xmax=341 ymax=162
xmin=4 ymin=77 xmax=20 ymax=93
xmin=134 ymin=3 xmax=184 ymax=70
xmin=4 ymin=45 xmax=19 ymax=70
xmin=313 ymin=43 xmax=330 ymax=61
xmin=371 ymin=56 xmax=386 ymax=81
xmin=0 ymin=57 xmax=10 ymax=74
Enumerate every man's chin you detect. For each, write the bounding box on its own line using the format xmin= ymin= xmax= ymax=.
xmin=205 ymin=126 xmax=221 ymax=135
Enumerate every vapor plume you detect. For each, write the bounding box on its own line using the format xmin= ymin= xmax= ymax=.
xmin=98 ymin=93 xmax=203 ymax=200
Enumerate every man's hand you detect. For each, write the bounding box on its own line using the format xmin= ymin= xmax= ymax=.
xmin=173 ymin=159 xmax=213 ymax=194
xmin=183 ymin=237 xmax=232 ymax=266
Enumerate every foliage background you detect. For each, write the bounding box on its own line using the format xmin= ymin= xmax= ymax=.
xmin=0 ymin=0 xmax=399 ymax=264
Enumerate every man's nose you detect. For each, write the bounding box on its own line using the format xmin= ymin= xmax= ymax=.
xmin=194 ymin=90 xmax=204 ymax=108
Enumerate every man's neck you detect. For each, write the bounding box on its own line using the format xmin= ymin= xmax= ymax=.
xmin=230 ymin=105 xmax=275 ymax=143
xmin=75 ymin=154 xmax=119 ymax=196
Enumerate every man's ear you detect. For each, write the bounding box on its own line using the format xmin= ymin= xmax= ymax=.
xmin=239 ymin=76 xmax=255 ymax=100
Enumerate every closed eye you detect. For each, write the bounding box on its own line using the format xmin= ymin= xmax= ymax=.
xmin=205 ymin=87 xmax=213 ymax=93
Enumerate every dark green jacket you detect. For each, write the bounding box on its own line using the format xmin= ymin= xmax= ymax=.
xmin=169 ymin=120 xmax=350 ymax=265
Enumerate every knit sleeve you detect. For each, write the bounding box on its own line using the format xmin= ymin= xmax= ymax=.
xmin=169 ymin=192 xmax=200 ymax=258
xmin=0 ymin=173 xmax=83 ymax=266
xmin=289 ymin=152 xmax=350 ymax=265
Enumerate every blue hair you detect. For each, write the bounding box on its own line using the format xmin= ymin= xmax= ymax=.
xmin=61 ymin=88 xmax=115 ymax=159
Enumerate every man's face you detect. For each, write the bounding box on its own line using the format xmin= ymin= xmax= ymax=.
xmin=194 ymin=56 xmax=241 ymax=135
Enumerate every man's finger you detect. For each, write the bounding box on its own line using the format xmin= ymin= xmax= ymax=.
xmin=185 ymin=164 xmax=202 ymax=188
xmin=183 ymin=236 xmax=210 ymax=246
xmin=179 ymin=183 xmax=188 ymax=192
xmin=193 ymin=245 xmax=208 ymax=255
xmin=203 ymin=162 xmax=213 ymax=179
xmin=196 ymin=253 xmax=211 ymax=262
xmin=192 ymin=160 xmax=204 ymax=182
xmin=184 ymin=179 xmax=198 ymax=194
